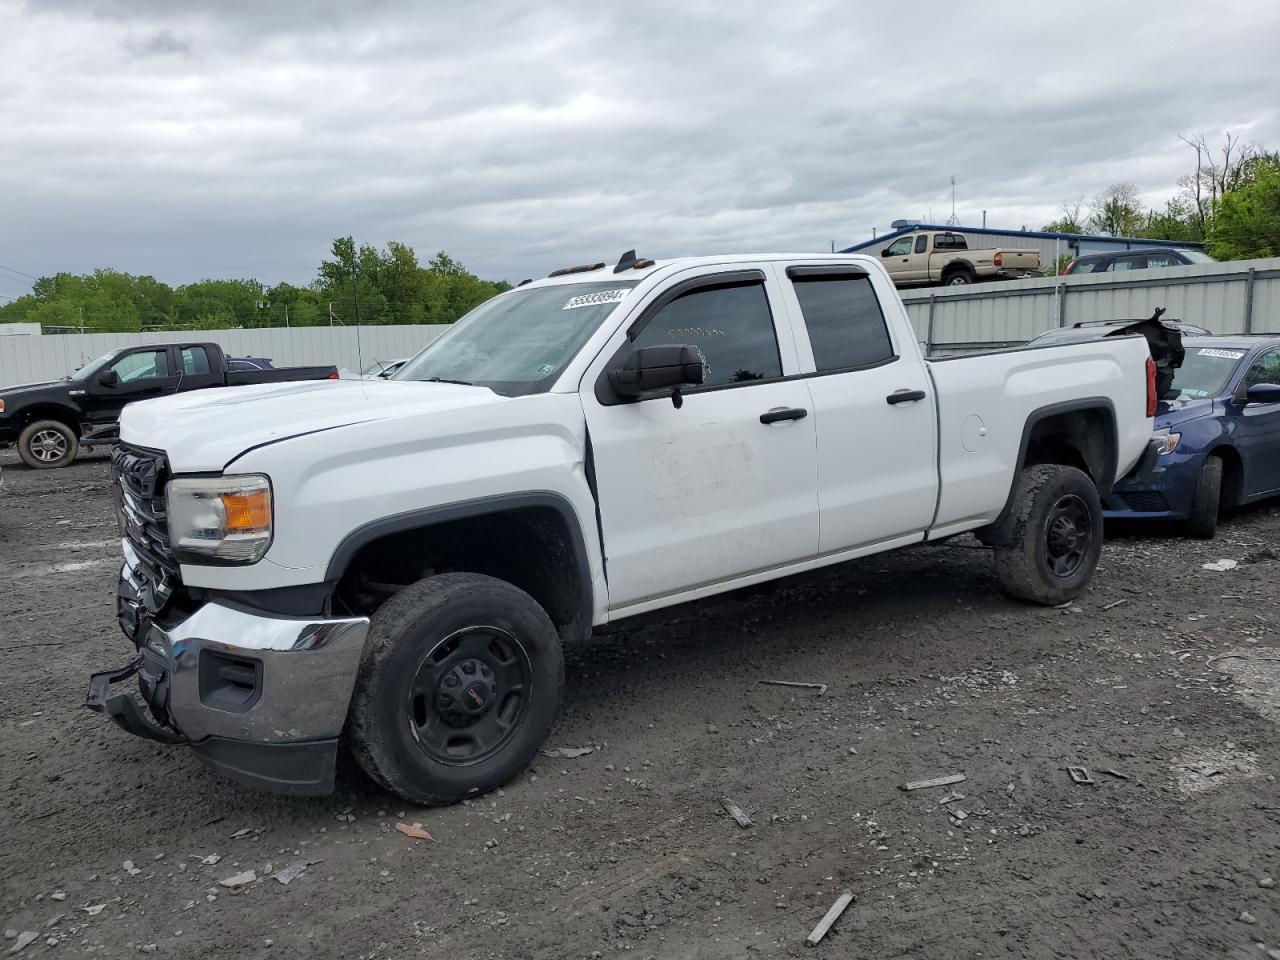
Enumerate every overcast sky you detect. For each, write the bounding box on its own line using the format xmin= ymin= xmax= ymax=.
xmin=2 ymin=0 xmax=1278 ymax=296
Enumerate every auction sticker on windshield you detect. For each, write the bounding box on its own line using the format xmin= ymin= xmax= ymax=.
xmin=1198 ymin=348 xmax=1246 ymax=360
xmin=563 ymin=289 xmax=630 ymax=310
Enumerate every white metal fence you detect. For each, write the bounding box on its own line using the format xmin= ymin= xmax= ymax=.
xmin=900 ymin=256 xmax=1280 ymax=355
xmin=4 ymin=258 xmax=1279 ymax=384
xmin=0 ymin=324 xmax=451 ymax=386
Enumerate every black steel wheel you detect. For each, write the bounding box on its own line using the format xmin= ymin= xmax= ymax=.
xmin=1044 ymin=493 xmax=1092 ymax=579
xmin=995 ymin=464 xmax=1103 ymax=605
xmin=407 ymin=626 xmax=533 ymax=766
xmin=348 ymin=573 xmax=564 ymax=805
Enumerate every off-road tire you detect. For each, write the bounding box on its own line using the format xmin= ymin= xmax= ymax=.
xmin=18 ymin=419 xmax=79 ymax=469
xmin=994 ymin=464 xmax=1103 ymax=605
xmin=347 ymin=572 xmax=564 ymax=805
xmin=1185 ymin=455 xmax=1223 ymax=540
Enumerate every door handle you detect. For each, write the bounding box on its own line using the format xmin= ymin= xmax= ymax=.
xmin=886 ymin=389 xmax=926 ymax=405
xmin=760 ymin=407 xmax=808 ymax=424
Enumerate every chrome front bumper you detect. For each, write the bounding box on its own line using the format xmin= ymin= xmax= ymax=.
xmin=89 ymin=556 xmax=370 ymax=794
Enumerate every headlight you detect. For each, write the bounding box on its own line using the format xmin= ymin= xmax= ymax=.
xmin=1155 ymin=432 xmax=1181 ymax=456
xmin=167 ymin=474 xmax=273 ymax=564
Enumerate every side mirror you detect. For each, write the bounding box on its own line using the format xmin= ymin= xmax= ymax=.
xmin=881 ymin=248 xmax=892 ymax=258
xmin=1245 ymin=382 xmax=1280 ymax=405
xmin=608 ymin=344 xmax=706 ymax=404
xmin=98 ymin=370 xmax=119 ymax=388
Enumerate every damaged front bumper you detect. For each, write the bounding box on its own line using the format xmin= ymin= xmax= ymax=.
xmin=87 ymin=549 xmax=370 ymax=795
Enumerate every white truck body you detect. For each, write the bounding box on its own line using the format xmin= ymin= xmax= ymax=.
xmin=94 ymin=252 xmax=1158 ymax=799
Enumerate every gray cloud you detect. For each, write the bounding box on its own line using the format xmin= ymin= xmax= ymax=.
xmin=2 ymin=0 xmax=1278 ymax=290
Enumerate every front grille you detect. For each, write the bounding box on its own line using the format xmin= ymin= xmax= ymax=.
xmin=1120 ymin=490 xmax=1170 ymax=513
xmin=112 ymin=444 xmax=181 ymax=607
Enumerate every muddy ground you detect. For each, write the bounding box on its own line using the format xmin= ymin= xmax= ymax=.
xmin=1 ymin=447 xmax=1279 ymax=959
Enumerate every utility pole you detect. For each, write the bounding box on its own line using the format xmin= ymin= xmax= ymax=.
xmin=78 ymin=306 xmax=84 ymax=336
xmin=284 ymin=304 xmax=290 ymax=328
xmin=830 ymin=240 xmax=835 ymax=253
xmin=982 ymin=210 xmax=987 ymax=229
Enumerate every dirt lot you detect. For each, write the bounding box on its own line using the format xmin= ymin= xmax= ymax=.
xmin=2 ymin=448 xmax=1279 ymax=959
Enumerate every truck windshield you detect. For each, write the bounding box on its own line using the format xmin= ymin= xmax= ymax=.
xmin=1164 ymin=347 xmax=1246 ymax=400
xmin=69 ymin=352 xmax=118 ymax=381
xmin=395 ymin=280 xmax=640 ymax=395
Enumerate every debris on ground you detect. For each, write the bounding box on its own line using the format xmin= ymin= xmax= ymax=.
xmin=228 ymin=827 xmax=255 ymax=839
xmin=190 ymin=853 xmax=221 ymax=865
xmin=938 ymin=791 xmax=965 ymax=804
xmin=719 ymin=798 xmax=753 ymax=828
xmin=273 ymin=862 xmax=316 ymax=885
xmin=121 ymin=860 xmax=141 ymax=876
xmin=219 ymin=869 xmax=258 ymax=888
xmin=949 ymin=808 xmax=969 ymax=822
xmin=81 ymin=905 xmax=105 ymax=916
xmin=805 ymin=890 xmax=854 ymax=946
xmin=541 ymin=746 xmax=595 ymax=759
xmin=1100 ymin=768 xmax=1131 ymax=780
xmin=1260 ymin=877 xmax=1275 ymax=888
xmin=1239 ymin=911 xmax=1257 ymax=924
xmin=1102 ymin=598 xmax=1129 ymax=610
xmin=8 ymin=932 xmax=38 ymax=954
xmin=1202 ymin=559 xmax=1239 ymax=572
xmin=757 ymin=679 xmax=828 ymax=696
xmin=1068 ymin=766 xmax=1095 ymax=785
xmin=395 ymin=822 xmax=434 ymax=841
xmin=901 ymin=773 xmax=966 ymax=791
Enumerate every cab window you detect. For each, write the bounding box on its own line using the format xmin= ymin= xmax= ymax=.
xmin=631 ymin=280 xmax=782 ymax=388
xmin=791 ymin=273 xmax=895 ymax=372
xmin=884 ymin=237 xmax=914 ymax=257
xmin=914 ymin=235 xmax=929 ymax=254
xmin=181 ymin=346 xmax=212 ymax=375
xmin=111 ymin=350 xmax=169 ymax=383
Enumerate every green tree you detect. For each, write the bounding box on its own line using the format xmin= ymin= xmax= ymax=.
xmin=1207 ymin=156 xmax=1280 ymax=260
xmin=1089 ymin=183 xmax=1145 ymax=237
xmin=1041 ymin=199 xmax=1087 ymax=234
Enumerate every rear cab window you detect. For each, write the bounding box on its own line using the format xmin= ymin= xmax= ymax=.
xmin=786 ymin=268 xmax=896 ymax=373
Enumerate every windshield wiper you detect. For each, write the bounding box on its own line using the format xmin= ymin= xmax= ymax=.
xmin=425 ymin=377 xmax=475 ymax=386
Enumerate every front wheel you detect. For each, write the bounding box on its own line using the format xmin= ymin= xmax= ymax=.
xmin=1184 ymin=455 xmax=1223 ymax=539
xmin=18 ymin=419 xmax=79 ymax=469
xmin=994 ymin=464 xmax=1103 ymax=605
xmin=347 ymin=573 xmax=564 ymax=805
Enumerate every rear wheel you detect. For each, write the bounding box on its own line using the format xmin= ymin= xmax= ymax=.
xmin=347 ymin=572 xmax=564 ymax=805
xmin=994 ymin=464 xmax=1103 ymax=605
xmin=18 ymin=419 xmax=79 ymax=469
xmin=942 ymin=266 xmax=976 ymax=286
xmin=1185 ymin=455 xmax=1222 ymax=540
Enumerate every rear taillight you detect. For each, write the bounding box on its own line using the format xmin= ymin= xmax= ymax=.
xmin=994 ymin=252 xmax=1003 ymax=268
xmin=1146 ymin=356 xmax=1157 ymax=417
xmin=327 ymin=371 xmax=340 ymax=380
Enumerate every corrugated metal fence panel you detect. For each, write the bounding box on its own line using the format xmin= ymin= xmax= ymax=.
xmin=0 ymin=325 xmax=450 ymax=386
xmin=901 ymin=257 xmax=1280 ymax=352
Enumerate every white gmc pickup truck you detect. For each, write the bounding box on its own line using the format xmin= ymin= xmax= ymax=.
xmin=88 ymin=251 xmax=1162 ymax=804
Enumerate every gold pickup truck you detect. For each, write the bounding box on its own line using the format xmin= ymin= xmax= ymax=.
xmin=878 ymin=230 xmax=1040 ymax=288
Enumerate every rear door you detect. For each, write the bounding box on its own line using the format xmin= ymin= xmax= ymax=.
xmin=582 ymin=267 xmax=819 ymax=609
xmin=175 ymin=344 xmax=224 ymax=392
xmin=1235 ymin=347 xmax=1280 ymax=497
xmin=775 ymin=263 xmax=939 ymax=554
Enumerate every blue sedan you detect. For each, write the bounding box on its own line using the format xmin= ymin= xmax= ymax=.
xmin=1105 ymin=336 xmax=1280 ymax=537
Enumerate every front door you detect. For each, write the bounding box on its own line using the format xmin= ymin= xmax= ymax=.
xmin=776 ymin=263 xmax=939 ymax=554
xmin=85 ymin=347 xmax=177 ymax=427
xmin=880 ymin=236 xmax=915 ymax=284
xmin=1235 ymin=348 xmax=1280 ymax=498
xmin=582 ymin=268 xmax=819 ymax=610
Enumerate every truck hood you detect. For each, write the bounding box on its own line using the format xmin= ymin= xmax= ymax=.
xmin=120 ymin=379 xmax=505 ymax=472
xmin=0 ymin=379 xmax=68 ymax=399
xmin=1155 ymin=396 xmax=1217 ymax=429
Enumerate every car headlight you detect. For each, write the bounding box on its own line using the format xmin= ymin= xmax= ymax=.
xmin=166 ymin=474 xmax=273 ymax=564
xmin=1155 ymin=432 xmax=1181 ymax=456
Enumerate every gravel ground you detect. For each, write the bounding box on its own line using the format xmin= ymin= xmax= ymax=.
xmin=2 ymin=447 xmax=1279 ymax=959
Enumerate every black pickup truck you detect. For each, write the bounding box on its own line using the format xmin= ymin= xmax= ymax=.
xmin=0 ymin=341 xmax=338 ymax=469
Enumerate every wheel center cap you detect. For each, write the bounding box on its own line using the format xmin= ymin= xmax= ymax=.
xmin=436 ymin=657 xmax=498 ymax=727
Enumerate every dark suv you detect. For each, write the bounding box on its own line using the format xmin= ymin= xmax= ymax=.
xmin=1062 ymin=247 xmax=1214 ymax=275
